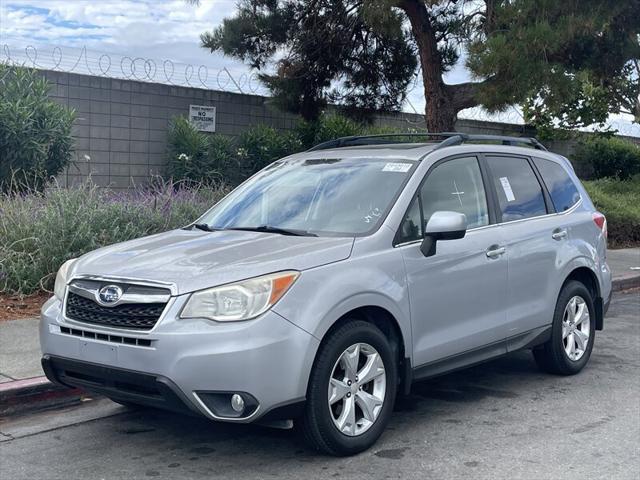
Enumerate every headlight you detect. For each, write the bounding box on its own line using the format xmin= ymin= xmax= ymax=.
xmin=180 ymin=271 xmax=300 ymax=322
xmin=54 ymin=259 xmax=77 ymax=301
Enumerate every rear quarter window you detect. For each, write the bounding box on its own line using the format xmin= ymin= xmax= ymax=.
xmin=533 ymin=157 xmax=581 ymax=212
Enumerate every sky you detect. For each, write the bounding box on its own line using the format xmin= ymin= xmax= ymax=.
xmin=0 ymin=0 xmax=637 ymax=135
xmin=0 ymin=0 xmax=240 ymax=71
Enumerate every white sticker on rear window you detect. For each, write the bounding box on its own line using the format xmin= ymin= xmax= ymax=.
xmin=500 ymin=177 xmax=516 ymax=202
xmin=382 ymin=163 xmax=412 ymax=173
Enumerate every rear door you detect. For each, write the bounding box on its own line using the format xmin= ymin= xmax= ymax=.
xmin=483 ymin=155 xmax=562 ymax=344
xmin=398 ymin=155 xmax=509 ymax=367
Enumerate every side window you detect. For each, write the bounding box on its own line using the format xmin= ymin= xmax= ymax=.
xmin=486 ymin=156 xmax=547 ymax=223
xmin=397 ymin=196 xmax=423 ymax=243
xmin=533 ymin=157 xmax=581 ymax=212
xmin=420 ymin=156 xmax=489 ymax=229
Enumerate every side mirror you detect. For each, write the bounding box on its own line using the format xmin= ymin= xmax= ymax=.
xmin=420 ymin=211 xmax=467 ymax=257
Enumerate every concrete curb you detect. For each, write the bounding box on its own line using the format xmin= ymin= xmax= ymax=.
xmin=0 ymin=376 xmax=85 ymax=417
xmin=612 ymin=273 xmax=640 ymax=293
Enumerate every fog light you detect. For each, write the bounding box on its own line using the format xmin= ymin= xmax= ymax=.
xmin=231 ymin=393 xmax=245 ymax=413
xmin=195 ymin=391 xmax=259 ymax=418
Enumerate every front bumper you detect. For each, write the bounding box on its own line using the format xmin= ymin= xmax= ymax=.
xmin=39 ymin=296 xmax=319 ymax=422
xmin=42 ymin=355 xmax=199 ymax=415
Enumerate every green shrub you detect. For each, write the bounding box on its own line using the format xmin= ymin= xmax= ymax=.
xmin=296 ymin=114 xmax=416 ymax=149
xmin=166 ymin=116 xmax=236 ymax=185
xmin=0 ymin=65 xmax=75 ymax=192
xmin=583 ymin=177 xmax=640 ymax=247
xmin=236 ymin=125 xmax=302 ymax=176
xmin=0 ymin=181 xmax=228 ymax=294
xmin=168 ymin=113 xmax=414 ymax=185
xmin=311 ymin=114 xmax=363 ymax=144
xmin=167 ymin=118 xmax=303 ymax=186
xmin=572 ymin=136 xmax=640 ymax=180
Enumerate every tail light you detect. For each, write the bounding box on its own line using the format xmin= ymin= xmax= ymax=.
xmin=592 ymin=212 xmax=607 ymax=238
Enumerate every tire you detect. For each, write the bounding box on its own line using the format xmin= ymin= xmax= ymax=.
xmin=299 ymin=320 xmax=397 ymax=456
xmin=533 ymin=280 xmax=596 ymax=375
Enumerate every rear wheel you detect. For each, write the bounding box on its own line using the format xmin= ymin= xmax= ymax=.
xmin=300 ymin=320 xmax=397 ymax=456
xmin=533 ymin=280 xmax=595 ymax=375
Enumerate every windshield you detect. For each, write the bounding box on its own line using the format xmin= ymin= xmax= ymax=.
xmin=197 ymin=157 xmax=416 ymax=236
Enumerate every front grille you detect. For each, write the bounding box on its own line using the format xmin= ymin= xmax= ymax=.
xmin=66 ymin=292 xmax=166 ymax=330
xmin=59 ymin=326 xmax=153 ymax=347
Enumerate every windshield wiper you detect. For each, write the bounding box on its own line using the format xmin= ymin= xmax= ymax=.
xmin=227 ymin=225 xmax=318 ymax=237
xmin=187 ymin=223 xmax=219 ymax=232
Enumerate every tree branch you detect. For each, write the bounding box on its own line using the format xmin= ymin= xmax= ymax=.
xmin=447 ymin=76 xmax=496 ymax=112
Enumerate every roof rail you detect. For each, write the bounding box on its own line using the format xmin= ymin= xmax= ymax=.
xmin=307 ymin=133 xmax=460 ymax=151
xmin=307 ymin=132 xmax=547 ymax=152
xmin=436 ymin=134 xmax=548 ymax=151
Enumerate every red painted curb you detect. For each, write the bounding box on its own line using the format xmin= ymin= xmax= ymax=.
xmin=0 ymin=376 xmax=49 ymax=392
xmin=0 ymin=376 xmax=85 ymax=417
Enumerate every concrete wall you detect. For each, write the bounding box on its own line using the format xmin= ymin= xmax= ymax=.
xmin=44 ymin=70 xmax=300 ymax=188
xmin=42 ymin=70 xmax=638 ymax=188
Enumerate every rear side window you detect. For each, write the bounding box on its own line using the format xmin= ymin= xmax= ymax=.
xmin=486 ymin=156 xmax=547 ymax=222
xmin=533 ymin=157 xmax=581 ymax=212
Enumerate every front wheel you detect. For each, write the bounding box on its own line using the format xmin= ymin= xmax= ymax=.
xmin=533 ymin=280 xmax=596 ymax=375
xmin=300 ymin=320 xmax=397 ymax=456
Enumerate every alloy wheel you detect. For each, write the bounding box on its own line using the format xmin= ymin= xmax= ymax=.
xmin=562 ymin=295 xmax=590 ymax=361
xmin=327 ymin=343 xmax=386 ymax=437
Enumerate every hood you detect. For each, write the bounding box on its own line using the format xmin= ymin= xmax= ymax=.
xmin=70 ymin=229 xmax=354 ymax=295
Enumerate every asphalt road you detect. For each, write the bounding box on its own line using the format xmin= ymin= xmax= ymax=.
xmin=1 ymin=291 xmax=638 ymax=480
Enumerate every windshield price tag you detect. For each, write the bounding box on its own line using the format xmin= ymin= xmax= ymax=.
xmin=382 ymin=163 xmax=412 ymax=173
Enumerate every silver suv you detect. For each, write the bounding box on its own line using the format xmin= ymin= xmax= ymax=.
xmin=40 ymin=133 xmax=612 ymax=456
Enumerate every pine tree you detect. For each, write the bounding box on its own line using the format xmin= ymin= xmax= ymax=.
xmin=198 ymin=0 xmax=640 ymax=132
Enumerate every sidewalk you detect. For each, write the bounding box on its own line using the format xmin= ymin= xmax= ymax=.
xmin=606 ymin=248 xmax=640 ymax=291
xmin=1 ymin=248 xmax=638 ymax=413
xmin=0 ymin=317 xmax=41 ymax=383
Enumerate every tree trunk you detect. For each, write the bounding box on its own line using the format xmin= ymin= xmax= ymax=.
xmin=425 ymin=89 xmax=458 ymax=132
xmin=400 ymin=0 xmax=456 ymax=131
xmin=399 ymin=0 xmax=487 ymax=132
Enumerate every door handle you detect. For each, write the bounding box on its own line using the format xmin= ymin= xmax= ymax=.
xmin=552 ymin=229 xmax=568 ymax=240
xmin=486 ymin=246 xmax=506 ymax=258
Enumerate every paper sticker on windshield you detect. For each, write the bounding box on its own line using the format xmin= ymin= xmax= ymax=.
xmin=382 ymin=163 xmax=412 ymax=173
xmin=500 ymin=177 xmax=516 ymax=202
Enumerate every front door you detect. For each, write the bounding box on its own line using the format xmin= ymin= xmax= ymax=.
xmin=397 ymin=156 xmax=508 ymax=368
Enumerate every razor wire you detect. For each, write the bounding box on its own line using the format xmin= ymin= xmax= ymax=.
xmin=1 ymin=43 xmax=267 ymax=95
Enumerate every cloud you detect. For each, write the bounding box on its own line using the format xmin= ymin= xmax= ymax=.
xmin=0 ymin=0 xmax=252 ymax=84
xmin=1 ymin=0 xmax=233 ymax=50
